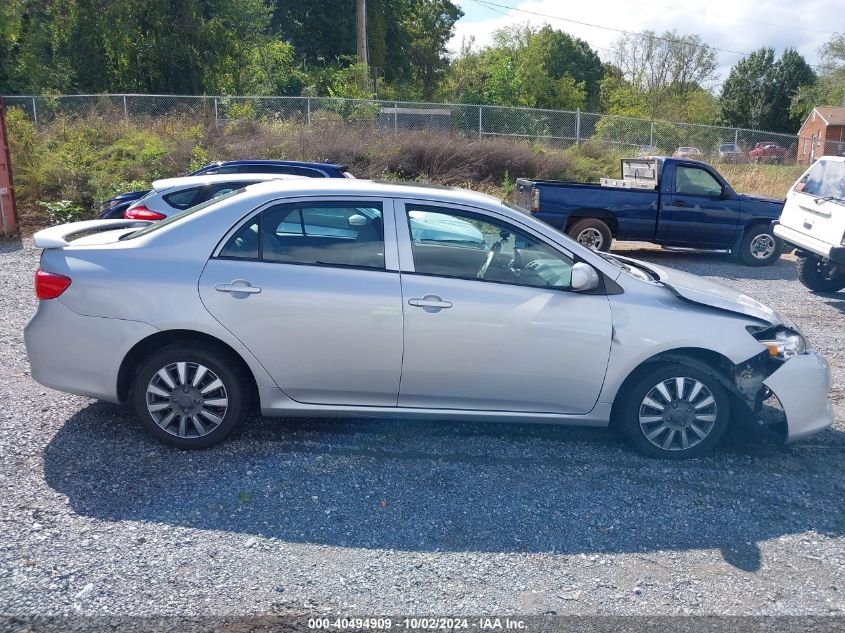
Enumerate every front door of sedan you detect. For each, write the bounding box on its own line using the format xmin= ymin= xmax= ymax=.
xmin=199 ymin=198 xmax=404 ymax=406
xmin=394 ymin=201 xmax=613 ymax=415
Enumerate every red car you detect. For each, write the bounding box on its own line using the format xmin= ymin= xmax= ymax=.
xmin=749 ymin=142 xmax=787 ymax=164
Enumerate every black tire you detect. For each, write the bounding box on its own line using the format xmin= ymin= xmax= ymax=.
xmin=616 ymin=363 xmax=730 ymax=460
xmin=796 ymin=256 xmax=845 ymax=293
xmin=567 ymin=218 xmax=612 ymax=252
xmin=737 ymin=225 xmax=782 ymax=266
xmin=130 ymin=343 xmax=250 ymax=449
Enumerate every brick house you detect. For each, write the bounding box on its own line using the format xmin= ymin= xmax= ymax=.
xmin=796 ymin=106 xmax=845 ymax=165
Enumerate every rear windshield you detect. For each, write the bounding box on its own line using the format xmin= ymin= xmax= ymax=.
xmin=796 ymin=160 xmax=845 ymax=202
xmin=122 ymin=187 xmax=245 ymax=240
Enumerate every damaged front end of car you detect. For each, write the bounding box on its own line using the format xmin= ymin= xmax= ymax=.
xmin=730 ymin=325 xmax=834 ymax=442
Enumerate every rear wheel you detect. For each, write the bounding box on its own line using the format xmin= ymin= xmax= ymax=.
xmin=737 ymin=225 xmax=782 ymax=266
xmin=130 ymin=343 xmax=249 ymax=449
xmin=796 ymin=255 xmax=845 ymax=292
xmin=567 ymin=218 xmax=612 ymax=252
xmin=617 ymin=363 xmax=730 ymax=459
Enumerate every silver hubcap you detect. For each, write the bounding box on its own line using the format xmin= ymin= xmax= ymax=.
xmin=639 ymin=377 xmax=717 ymax=451
xmin=145 ymin=362 xmax=228 ymax=438
xmin=750 ymin=234 xmax=776 ymax=260
xmin=576 ymin=228 xmax=604 ymax=250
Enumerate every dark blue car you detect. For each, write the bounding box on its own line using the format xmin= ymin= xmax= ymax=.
xmin=98 ymin=160 xmax=352 ymax=219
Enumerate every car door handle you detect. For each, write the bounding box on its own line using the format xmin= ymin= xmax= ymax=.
xmin=674 ymin=199 xmax=686 ymax=207
xmin=408 ymin=295 xmax=452 ymax=310
xmin=215 ymin=280 xmax=261 ymax=294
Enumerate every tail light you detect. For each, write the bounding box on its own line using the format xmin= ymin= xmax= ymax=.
xmin=531 ymin=187 xmax=541 ymax=212
xmin=124 ymin=205 xmax=166 ymax=221
xmin=35 ymin=268 xmax=71 ymax=299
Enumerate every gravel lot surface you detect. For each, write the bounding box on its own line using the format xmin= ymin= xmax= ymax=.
xmin=0 ymin=238 xmax=843 ymax=617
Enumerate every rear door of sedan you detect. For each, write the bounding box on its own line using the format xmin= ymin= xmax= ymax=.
xmin=393 ymin=199 xmax=613 ymax=415
xmin=199 ymin=196 xmax=404 ymax=406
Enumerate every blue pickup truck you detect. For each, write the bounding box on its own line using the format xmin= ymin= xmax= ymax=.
xmin=515 ymin=157 xmax=785 ymax=266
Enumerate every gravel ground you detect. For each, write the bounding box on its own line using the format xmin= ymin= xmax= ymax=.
xmin=0 ymin=238 xmax=843 ymax=618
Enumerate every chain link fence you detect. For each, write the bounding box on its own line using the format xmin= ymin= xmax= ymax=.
xmin=2 ymin=93 xmax=818 ymax=165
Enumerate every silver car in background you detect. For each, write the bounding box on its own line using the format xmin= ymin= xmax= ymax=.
xmin=123 ymin=173 xmax=304 ymax=220
xmin=25 ymin=180 xmax=833 ymax=458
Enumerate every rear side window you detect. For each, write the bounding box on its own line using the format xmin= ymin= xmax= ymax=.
xmin=796 ymin=160 xmax=845 ymax=201
xmin=163 ymin=187 xmax=201 ymax=209
xmin=219 ymin=202 xmax=384 ymax=269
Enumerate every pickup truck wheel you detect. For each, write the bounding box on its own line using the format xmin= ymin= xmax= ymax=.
xmin=567 ymin=218 xmax=612 ymax=252
xmin=737 ymin=226 xmax=782 ymax=266
xmin=796 ymin=256 xmax=845 ymax=292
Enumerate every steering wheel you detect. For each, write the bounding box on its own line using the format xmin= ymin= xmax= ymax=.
xmin=477 ymin=241 xmax=502 ymax=279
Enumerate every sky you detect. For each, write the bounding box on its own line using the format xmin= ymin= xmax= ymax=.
xmin=449 ymin=0 xmax=839 ymax=90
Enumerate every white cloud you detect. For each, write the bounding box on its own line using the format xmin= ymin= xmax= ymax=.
xmin=451 ymin=0 xmax=838 ymax=88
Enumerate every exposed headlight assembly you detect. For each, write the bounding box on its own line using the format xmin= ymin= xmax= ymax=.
xmin=749 ymin=326 xmax=806 ymax=360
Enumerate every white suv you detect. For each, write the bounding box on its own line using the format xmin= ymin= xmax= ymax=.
xmin=774 ymin=156 xmax=845 ymax=292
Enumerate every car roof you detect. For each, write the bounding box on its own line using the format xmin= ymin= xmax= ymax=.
xmin=239 ymin=178 xmax=504 ymax=206
xmin=152 ymin=173 xmax=304 ymax=191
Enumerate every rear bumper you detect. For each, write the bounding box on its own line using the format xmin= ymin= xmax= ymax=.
xmin=773 ymin=222 xmax=845 ymax=264
xmin=763 ymin=352 xmax=835 ymax=442
xmin=24 ymin=299 xmax=156 ymax=403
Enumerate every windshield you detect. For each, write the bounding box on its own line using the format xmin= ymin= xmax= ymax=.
xmin=122 ymin=187 xmax=246 ymax=240
xmin=796 ymin=160 xmax=845 ymax=202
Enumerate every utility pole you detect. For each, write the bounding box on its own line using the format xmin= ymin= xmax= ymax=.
xmin=356 ymin=0 xmax=368 ymax=65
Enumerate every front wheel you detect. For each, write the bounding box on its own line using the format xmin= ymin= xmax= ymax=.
xmin=796 ymin=256 xmax=845 ymax=292
xmin=130 ymin=343 xmax=250 ymax=449
xmin=567 ymin=218 xmax=612 ymax=252
xmin=737 ymin=226 xmax=782 ymax=266
xmin=616 ymin=364 xmax=730 ymax=459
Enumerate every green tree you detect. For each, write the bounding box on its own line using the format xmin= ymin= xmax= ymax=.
xmin=791 ymin=33 xmax=845 ymax=121
xmin=720 ymin=47 xmax=815 ymax=132
xmin=444 ymin=24 xmax=597 ymax=111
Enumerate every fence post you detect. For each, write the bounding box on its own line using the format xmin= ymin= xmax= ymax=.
xmin=650 ymin=121 xmax=654 ymax=147
xmin=32 ymin=97 xmax=37 ymax=129
xmin=306 ymin=97 xmax=311 ymax=125
xmin=394 ymin=101 xmax=398 ymax=135
xmin=214 ymin=98 xmax=219 ymax=128
xmin=123 ymin=95 xmax=128 ymax=121
xmin=734 ymin=129 xmax=739 ymax=145
xmin=478 ymin=106 xmax=482 ymax=140
xmin=575 ymin=109 xmax=581 ymax=146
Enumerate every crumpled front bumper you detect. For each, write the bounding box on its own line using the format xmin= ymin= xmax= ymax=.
xmin=763 ymin=352 xmax=835 ymax=442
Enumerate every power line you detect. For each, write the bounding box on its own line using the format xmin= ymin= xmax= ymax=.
xmin=469 ymin=0 xmax=841 ymax=73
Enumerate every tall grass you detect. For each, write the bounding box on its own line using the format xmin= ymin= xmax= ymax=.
xmin=4 ymin=108 xmax=803 ymax=232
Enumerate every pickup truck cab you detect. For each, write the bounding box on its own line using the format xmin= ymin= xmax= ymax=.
xmin=516 ymin=157 xmax=784 ymax=266
xmin=773 ymin=156 xmax=845 ymax=291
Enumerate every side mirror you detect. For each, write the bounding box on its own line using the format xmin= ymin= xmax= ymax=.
xmin=571 ymin=262 xmax=600 ymax=292
xmin=720 ymin=187 xmax=732 ymax=199
xmin=348 ymin=214 xmax=368 ymax=228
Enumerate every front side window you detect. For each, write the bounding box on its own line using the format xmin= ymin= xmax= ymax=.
xmin=220 ymin=202 xmax=384 ymax=269
xmin=406 ymin=205 xmax=574 ymax=290
xmin=675 ymin=166 xmax=722 ymax=197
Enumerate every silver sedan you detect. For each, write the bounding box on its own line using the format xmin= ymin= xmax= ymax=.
xmin=25 ymin=180 xmax=833 ymax=458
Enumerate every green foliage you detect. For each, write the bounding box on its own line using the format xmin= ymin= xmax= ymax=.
xmin=37 ymin=199 xmax=85 ymax=226
xmin=791 ymin=33 xmax=845 ymax=121
xmin=500 ymin=170 xmax=514 ymax=197
xmin=720 ymin=48 xmax=816 ymax=132
xmin=444 ymin=25 xmax=597 ymax=111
